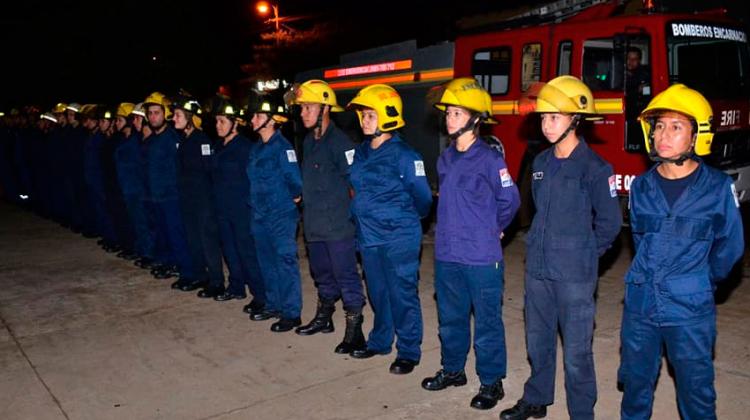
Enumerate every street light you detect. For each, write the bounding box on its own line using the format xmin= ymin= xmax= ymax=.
xmin=256 ymin=1 xmax=281 ymax=44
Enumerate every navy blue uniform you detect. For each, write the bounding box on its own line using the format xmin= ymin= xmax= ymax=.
xmin=144 ymin=126 xmax=194 ymax=279
xmin=434 ymin=139 xmax=520 ymax=385
xmin=619 ymin=162 xmax=744 ymax=420
xmin=84 ymin=130 xmax=115 ymax=242
xmin=212 ymin=134 xmax=261 ymax=298
xmin=247 ymin=131 xmax=303 ymax=319
xmin=522 ymin=140 xmax=622 ymax=419
xmin=116 ymin=131 xmax=153 ymax=259
xmin=301 ymin=122 xmax=364 ymax=311
xmin=177 ymin=129 xmax=224 ymax=290
xmin=349 ymin=134 xmax=432 ymax=362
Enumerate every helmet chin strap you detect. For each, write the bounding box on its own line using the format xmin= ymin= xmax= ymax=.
xmin=314 ymin=104 xmax=328 ymax=138
xmin=648 ymin=134 xmax=695 ymax=166
xmin=254 ymin=114 xmax=272 ymax=133
xmin=222 ymin=119 xmax=237 ymax=139
xmin=549 ymin=114 xmax=581 ymax=145
xmin=449 ymin=115 xmax=481 ymax=141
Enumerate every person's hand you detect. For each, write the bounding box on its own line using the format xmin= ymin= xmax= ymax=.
xmin=293 ymin=196 xmax=301 ymax=204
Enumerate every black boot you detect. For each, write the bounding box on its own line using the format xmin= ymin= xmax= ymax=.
xmin=295 ymin=299 xmax=335 ymax=336
xmin=499 ymin=400 xmax=547 ymax=420
xmin=334 ymin=311 xmax=366 ymax=354
xmin=469 ymin=378 xmax=504 ymax=410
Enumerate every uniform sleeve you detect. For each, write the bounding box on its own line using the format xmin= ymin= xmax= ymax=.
xmin=279 ymin=144 xmax=303 ymax=199
xmin=400 ymin=150 xmax=433 ymax=218
xmin=490 ymin=155 xmax=520 ymax=233
xmin=331 ymin=131 xmax=357 ymax=177
xmin=628 ymin=177 xmax=643 ymax=251
xmin=591 ymin=164 xmax=623 ymax=256
xmin=709 ymin=178 xmax=744 ymax=283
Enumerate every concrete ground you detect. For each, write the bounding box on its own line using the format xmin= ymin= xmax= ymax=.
xmin=0 ymin=202 xmax=748 ymax=420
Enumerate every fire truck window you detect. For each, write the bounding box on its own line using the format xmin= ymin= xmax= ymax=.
xmin=582 ymin=38 xmax=620 ymax=91
xmin=472 ymin=48 xmax=511 ymax=95
xmin=522 ymin=43 xmax=542 ymax=92
xmin=557 ymin=41 xmax=572 ymax=76
xmin=668 ymin=35 xmax=750 ymax=100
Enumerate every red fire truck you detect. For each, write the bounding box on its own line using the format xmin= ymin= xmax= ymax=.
xmin=296 ymin=0 xmax=750 ymax=217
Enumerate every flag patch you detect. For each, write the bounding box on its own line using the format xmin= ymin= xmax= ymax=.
xmin=608 ymin=175 xmax=617 ymax=198
xmin=499 ymin=168 xmax=513 ymax=187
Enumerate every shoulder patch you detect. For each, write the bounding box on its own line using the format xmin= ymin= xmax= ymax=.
xmin=201 ymin=144 xmax=211 ymax=156
xmin=414 ymin=160 xmax=426 ymax=176
xmin=286 ymin=149 xmax=297 ymax=163
xmin=608 ymin=175 xmax=617 ymax=198
xmin=499 ymin=168 xmax=513 ymax=187
xmin=345 ymin=149 xmax=355 ymax=166
xmin=730 ymin=182 xmax=740 ymax=208
xmin=532 ymin=171 xmax=544 ymax=181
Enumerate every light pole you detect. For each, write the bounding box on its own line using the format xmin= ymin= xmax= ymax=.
xmin=256 ymin=1 xmax=281 ymax=45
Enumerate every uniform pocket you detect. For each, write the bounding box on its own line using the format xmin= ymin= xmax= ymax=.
xmin=662 ymin=274 xmax=714 ymax=317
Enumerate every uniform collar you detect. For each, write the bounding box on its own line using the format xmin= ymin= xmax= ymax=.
xmin=644 ymin=158 xmax=706 ymax=191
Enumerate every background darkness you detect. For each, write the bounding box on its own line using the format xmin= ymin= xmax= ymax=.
xmin=1 ymin=0 xmax=748 ymax=110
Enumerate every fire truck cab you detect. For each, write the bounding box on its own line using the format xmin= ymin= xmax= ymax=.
xmin=454 ymin=0 xmax=750 ymax=210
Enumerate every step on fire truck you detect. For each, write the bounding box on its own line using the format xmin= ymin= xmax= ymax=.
xmin=294 ymin=0 xmax=750 ymax=222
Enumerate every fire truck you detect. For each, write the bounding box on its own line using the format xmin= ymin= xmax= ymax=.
xmin=295 ymin=0 xmax=750 ymax=217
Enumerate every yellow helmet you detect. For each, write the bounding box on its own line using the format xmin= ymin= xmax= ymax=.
xmin=534 ymin=75 xmax=598 ymax=119
xmin=347 ymin=84 xmax=405 ymax=132
xmin=434 ymin=78 xmax=497 ymax=124
xmin=116 ymin=102 xmax=135 ymax=118
xmin=52 ymin=102 xmax=68 ymax=113
xmin=639 ymin=84 xmax=713 ymax=157
xmin=143 ymin=91 xmax=172 ymax=118
xmin=293 ymin=79 xmax=344 ymax=112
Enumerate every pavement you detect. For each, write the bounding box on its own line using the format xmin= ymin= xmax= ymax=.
xmin=0 ymin=202 xmax=748 ymax=420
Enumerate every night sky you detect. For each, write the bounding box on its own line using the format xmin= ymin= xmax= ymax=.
xmin=2 ymin=0 xmax=747 ymax=111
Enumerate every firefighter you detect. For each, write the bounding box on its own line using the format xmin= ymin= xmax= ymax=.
xmin=142 ymin=92 xmax=195 ymax=284
xmin=114 ymin=102 xmax=154 ymax=267
xmin=292 ymin=79 xmax=367 ymax=352
xmin=109 ymin=103 xmax=137 ymax=259
xmin=619 ymin=84 xmax=744 ymax=420
xmin=197 ymin=99 xmax=260 ymax=307
xmin=346 ymin=84 xmax=432 ymax=374
xmin=421 ymin=78 xmax=520 ymax=410
xmin=170 ymin=96 xmax=224 ymax=293
xmin=500 ymin=76 xmax=622 ymax=420
xmin=246 ymin=95 xmax=303 ymax=332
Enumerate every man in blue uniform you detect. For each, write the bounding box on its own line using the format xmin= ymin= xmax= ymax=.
xmin=199 ymin=100 xmax=263 ymax=309
xmin=170 ymin=96 xmax=224 ymax=293
xmin=115 ymin=103 xmax=154 ymax=266
xmin=247 ymin=97 xmax=304 ymax=332
xmin=619 ymin=84 xmax=744 ymax=420
xmin=142 ymin=92 xmax=195 ymax=285
xmin=292 ymin=80 xmax=367 ymax=353
xmin=501 ymin=76 xmax=622 ymax=420
xmin=421 ymin=78 xmax=520 ymax=410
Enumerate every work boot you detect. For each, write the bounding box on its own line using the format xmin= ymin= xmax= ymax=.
xmin=295 ymin=298 xmax=335 ymax=336
xmin=499 ymin=400 xmax=547 ymax=420
xmin=334 ymin=311 xmax=366 ymax=354
xmin=469 ymin=378 xmax=504 ymax=410
xmin=421 ymin=369 xmax=468 ymax=391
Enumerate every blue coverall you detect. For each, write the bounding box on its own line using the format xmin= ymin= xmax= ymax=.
xmin=620 ymin=161 xmax=744 ymax=420
xmin=522 ymin=140 xmax=622 ymax=419
xmin=144 ymin=125 xmax=194 ymax=279
xmin=247 ymin=130 xmax=303 ymax=319
xmin=115 ymin=131 xmax=153 ymax=259
xmin=349 ymin=134 xmax=432 ymax=362
xmin=435 ymin=138 xmax=520 ymax=385
xmin=84 ymin=130 xmax=116 ymax=243
xmin=301 ymin=121 xmax=364 ymax=311
xmin=213 ymin=133 xmax=262 ymax=298
xmin=177 ymin=129 xmax=224 ymax=290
